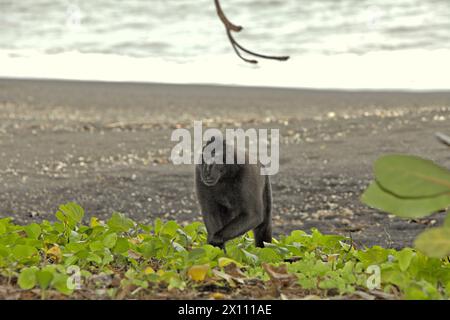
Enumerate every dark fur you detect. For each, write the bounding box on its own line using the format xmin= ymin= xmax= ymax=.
xmin=195 ymin=138 xmax=272 ymax=248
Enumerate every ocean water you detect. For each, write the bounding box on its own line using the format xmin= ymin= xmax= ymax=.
xmin=1 ymin=0 xmax=450 ymax=89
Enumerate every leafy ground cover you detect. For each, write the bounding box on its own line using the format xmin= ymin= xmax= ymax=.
xmin=0 ymin=202 xmax=449 ymax=300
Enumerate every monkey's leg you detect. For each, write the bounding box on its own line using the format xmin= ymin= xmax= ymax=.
xmin=254 ymin=176 xmax=273 ymax=247
xmin=253 ymin=220 xmax=272 ymax=248
xmin=212 ymin=211 xmax=264 ymax=244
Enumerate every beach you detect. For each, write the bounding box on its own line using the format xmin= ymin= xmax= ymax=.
xmin=0 ymin=78 xmax=449 ymax=248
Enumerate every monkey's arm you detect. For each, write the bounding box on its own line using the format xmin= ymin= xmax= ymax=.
xmin=202 ymin=199 xmax=233 ymax=246
xmin=210 ymin=208 xmax=264 ymax=245
xmin=196 ymin=190 xmax=225 ymax=238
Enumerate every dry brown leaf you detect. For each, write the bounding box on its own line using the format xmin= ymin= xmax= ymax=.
xmin=46 ymin=245 xmax=62 ymax=262
xmin=262 ymin=263 xmax=297 ymax=288
xmin=127 ymin=249 xmax=141 ymax=260
xmin=212 ymin=269 xmax=246 ymax=287
xmin=223 ymin=262 xmax=246 ymax=278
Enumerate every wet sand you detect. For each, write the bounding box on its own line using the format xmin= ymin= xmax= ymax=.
xmin=0 ymin=78 xmax=449 ymax=248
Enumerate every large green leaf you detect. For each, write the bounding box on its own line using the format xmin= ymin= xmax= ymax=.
xmin=161 ymin=221 xmax=180 ymax=237
xmin=36 ymin=270 xmax=54 ymax=290
xmin=113 ymin=237 xmax=130 ymax=254
xmin=12 ymin=245 xmax=38 ymax=260
xmin=56 ymin=202 xmax=85 ymax=228
xmin=107 ymin=212 xmax=134 ymax=232
xmin=396 ymin=248 xmax=414 ymax=272
xmin=414 ymin=227 xmax=450 ymax=258
xmin=52 ymin=273 xmax=73 ymax=295
xmin=374 ymin=155 xmax=450 ymax=198
xmin=361 ymin=182 xmax=450 ymax=218
xmin=18 ymin=267 xmax=38 ymax=290
xmin=24 ymin=223 xmax=41 ymax=239
xmin=258 ymin=247 xmax=281 ymax=263
xmin=103 ymin=233 xmax=118 ymax=248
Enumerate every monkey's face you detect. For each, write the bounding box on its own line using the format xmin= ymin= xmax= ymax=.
xmin=200 ymin=163 xmax=226 ymax=186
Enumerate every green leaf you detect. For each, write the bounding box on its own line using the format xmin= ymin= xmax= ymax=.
xmin=140 ymin=241 xmax=158 ymax=259
xmin=258 ymin=247 xmax=281 ymax=263
xmin=153 ymin=218 xmax=163 ymax=235
xmin=65 ymin=242 xmax=86 ymax=253
xmin=397 ymin=248 xmax=414 ymax=271
xmin=89 ymin=241 xmax=104 ymax=251
xmin=76 ymin=250 xmax=89 ymax=259
xmin=87 ymin=253 xmax=102 ymax=264
xmin=18 ymin=267 xmax=38 ymax=289
xmin=382 ymin=269 xmax=409 ymax=289
xmin=202 ymin=244 xmax=223 ymax=260
xmin=107 ymin=212 xmax=134 ymax=232
xmin=113 ymin=237 xmax=129 ymax=254
xmin=361 ymin=182 xmax=450 ymax=218
xmin=52 ymin=273 xmax=73 ymax=295
xmin=102 ymin=251 xmax=114 ymax=265
xmin=355 ymin=246 xmax=389 ymax=267
xmin=12 ymin=245 xmax=38 ymax=260
xmin=183 ymin=222 xmax=205 ymax=239
xmin=374 ymin=155 xmax=450 ymax=198
xmin=188 ymin=248 xmax=206 ymax=261
xmin=103 ymin=233 xmax=118 ymax=248
xmin=404 ymin=281 xmax=441 ymax=300
xmin=24 ymin=223 xmax=41 ymax=239
xmin=161 ymin=221 xmax=179 ymax=237
xmin=36 ymin=270 xmax=54 ymax=290
xmin=414 ymin=227 xmax=450 ymax=258
xmin=0 ymin=244 xmax=9 ymax=257
xmin=218 ymin=257 xmax=242 ymax=268
xmin=284 ymin=230 xmax=308 ymax=245
xmin=404 ymin=284 xmax=429 ymax=300
xmin=55 ymin=211 xmax=66 ymax=223
xmin=57 ymin=202 xmax=84 ymax=226
xmin=241 ymin=248 xmax=259 ymax=264
xmin=64 ymin=255 xmax=78 ymax=266
xmin=167 ymin=276 xmax=186 ymax=291
xmin=171 ymin=241 xmax=186 ymax=252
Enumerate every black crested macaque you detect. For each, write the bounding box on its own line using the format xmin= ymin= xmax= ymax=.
xmin=195 ymin=137 xmax=272 ymax=249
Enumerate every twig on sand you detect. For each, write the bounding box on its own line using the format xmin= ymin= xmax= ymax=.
xmin=214 ymin=0 xmax=289 ymax=64
xmin=435 ymin=132 xmax=450 ymax=147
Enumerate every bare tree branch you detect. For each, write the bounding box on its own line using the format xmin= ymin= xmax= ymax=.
xmin=214 ymin=0 xmax=289 ymax=64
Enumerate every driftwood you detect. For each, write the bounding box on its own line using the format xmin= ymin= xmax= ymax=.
xmin=214 ymin=0 xmax=289 ymax=64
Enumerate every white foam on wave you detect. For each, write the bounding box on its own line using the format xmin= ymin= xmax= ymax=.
xmin=1 ymin=49 xmax=449 ymax=90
